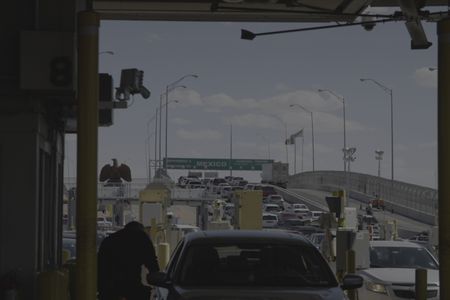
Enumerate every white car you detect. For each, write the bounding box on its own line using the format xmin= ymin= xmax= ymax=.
xmin=214 ymin=182 xmax=230 ymax=193
xmin=262 ymin=213 xmax=278 ymax=228
xmin=266 ymin=194 xmax=285 ymax=206
xmin=263 ymin=203 xmax=282 ymax=214
xmin=357 ymin=240 xmax=439 ymax=300
xmin=309 ymin=210 xmax=325 ymax=222
xmin=292 ymin=203 xmax=310 ymax=217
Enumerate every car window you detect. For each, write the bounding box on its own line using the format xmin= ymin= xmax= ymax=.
xmin=167 ymin=239 xmax=185 ymax=277
xmin=370 ymin=246 xmax=438 ymax=269
xmin=177 ymin=243 xmax=337 ymax=287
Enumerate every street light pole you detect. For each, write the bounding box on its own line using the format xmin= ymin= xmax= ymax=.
xmin=163 ymin=85 xmax=185 ymax=171
xmin=163 ymin=74 xmax=198 ymax=172
xmin=360 ymin=78 xmax=394 ymax=182
xmin=290 ymin=104 xmax=315 ymax=172
xmin=159 ymin=94 xmax=162 ymax=171
xmin=318 ymin=89 xmax=346 ymax=172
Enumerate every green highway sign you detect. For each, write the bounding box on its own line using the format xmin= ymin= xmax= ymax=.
xmin=164 ymin=158 xmax=274 ymax=171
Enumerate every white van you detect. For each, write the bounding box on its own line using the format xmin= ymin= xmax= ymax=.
xmin=262 ymin=213 xmax=278 ymax=228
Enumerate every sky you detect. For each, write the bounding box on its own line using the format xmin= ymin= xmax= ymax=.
xmin=65 ymin=10 xmax=440 ymax=188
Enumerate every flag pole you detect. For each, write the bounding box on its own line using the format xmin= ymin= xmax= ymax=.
xmin=294 ymin=139 xmax=297 ymax=174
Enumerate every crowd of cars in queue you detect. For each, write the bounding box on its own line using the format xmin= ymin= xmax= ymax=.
xmin=62 ymin=175 xmax=440 ymax=299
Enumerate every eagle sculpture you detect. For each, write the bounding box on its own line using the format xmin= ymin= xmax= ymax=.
xmin=99 ymin=159 xmax=132 ymax=184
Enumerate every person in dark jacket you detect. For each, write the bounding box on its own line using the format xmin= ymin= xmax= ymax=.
xmin=98 ymin=221 xmax=160 ymax=300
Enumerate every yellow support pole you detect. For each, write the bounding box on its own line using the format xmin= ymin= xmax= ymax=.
xmin=157 ymin=243 xmax=170 ymax=270
xmin=346 ymin=250 xmax=356 ymax=300
xmin=150 ymin=218 xmax=158 ymax=242
xmin=76 ymin=10 xmax=99 ymax=300
xmin=415 ymin=269 xmax=427 ymax=300
xmin=37 ymin=270 xmax=69 ymax=300
xmin=438 ymin=17 xmax=450 ymax=300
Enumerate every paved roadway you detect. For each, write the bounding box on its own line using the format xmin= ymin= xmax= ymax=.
xmin=287 ymin=188 xmax=433 ymax=238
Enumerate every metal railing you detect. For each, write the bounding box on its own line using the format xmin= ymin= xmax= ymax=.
xmin=288 ymin=171 xmax=438 ymax=225
xmin=64 ymin=177 xmax=217 ymax=201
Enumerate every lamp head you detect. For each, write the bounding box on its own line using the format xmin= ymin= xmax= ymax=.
xmin=241 ymin=29 xmax=256 ymax=40
xmin=360 ymin=78 xmax=367 ymax=82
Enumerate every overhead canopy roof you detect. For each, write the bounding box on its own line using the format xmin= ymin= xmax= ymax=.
xmin=93 ymin=0 xmax=447 ymax=22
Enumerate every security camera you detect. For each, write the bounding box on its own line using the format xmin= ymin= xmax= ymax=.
xmin=361 ymin=16 xmax=376 ymax=31
xmin=115 ymin=68 xmax=151 ymax=101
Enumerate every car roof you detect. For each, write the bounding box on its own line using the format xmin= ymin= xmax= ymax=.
xmin=263 ymin=213 xmax=278 ymax=217
xmin=185 ymin=230 xmax=313 ymax=246
xmin=370 ymin=240 xmax=426 ymax=248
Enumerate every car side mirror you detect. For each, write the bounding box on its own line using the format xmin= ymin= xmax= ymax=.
xmin=147 ymin=271 xmax=171 ymax=288
xmin=341 ymin=274 xmax=364 ymax=290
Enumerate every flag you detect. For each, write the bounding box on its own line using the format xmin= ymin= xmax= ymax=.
xmin=292 ymin=128 xmax=304 ymax=139
xmin=286 ymin=128 xmax=303 ymax=145
xmin=285 ymin=136 xmax=295 ymax=145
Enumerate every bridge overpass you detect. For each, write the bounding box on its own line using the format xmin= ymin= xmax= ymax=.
xmin=65 ymin=173 xmax=436 ymax=236
xmin=69 ymin=171 xmax=437 ymax=227
xmin=287 ymin=171 xmax=437 ymax=226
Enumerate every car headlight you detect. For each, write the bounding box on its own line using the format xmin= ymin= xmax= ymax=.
xmin=366 ymin=281 xmax=387 ymax=294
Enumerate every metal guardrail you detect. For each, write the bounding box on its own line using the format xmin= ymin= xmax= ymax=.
xmin=288 ymin=171 xmax=438 ymax=225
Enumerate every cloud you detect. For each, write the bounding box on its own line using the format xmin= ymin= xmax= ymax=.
xmin=205 ymin=93 xmax=241 ymax=108
xmin=171 ymin=89 xmax=365 ymax=132
xmin=226 ymin=113 xmax=281 ymax=129
xmin=176 ymin=129 xmax=223 ymax=140
xmin=413 ymin=67 xmax=437 ymax=88
xmin=171 ymin=89 xmax=203 ymax=106
xmin=173 ymin=89 xmax=333 ymax=114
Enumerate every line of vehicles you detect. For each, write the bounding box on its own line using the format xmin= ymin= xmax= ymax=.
xmin=63 ymin=172 xmax=440 ymax=300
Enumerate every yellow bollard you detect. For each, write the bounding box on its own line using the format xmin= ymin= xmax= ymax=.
xmin=415 ymin=268 xmax=427 ymax=300
xmin=63 ymin=259 xmax=77 ymax=300
xmin=157 ymin=242 xmax=170 ymax=270
xmin=346 ymin=250 xmax=356 ymax=300
xmin=37 ymin=270 xmax=69 ymax=300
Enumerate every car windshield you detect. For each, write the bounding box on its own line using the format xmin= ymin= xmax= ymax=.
xmin=262 ymin=186 xmax=276 ymax=193
xmin=263 ymin=215 xmax=277 ymax=221
xmin=177 ymin=243 xmax=337 ymax=287
xmin=370 ymin=246 xmax=438 ymax=269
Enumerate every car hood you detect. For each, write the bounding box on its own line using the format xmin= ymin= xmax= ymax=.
xmin=173 ymin=286 xmax=345 ymax=300
xmin=360 ymin=268 xmax=439 ymax=285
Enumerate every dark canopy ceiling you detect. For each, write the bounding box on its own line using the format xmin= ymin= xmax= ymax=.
xmin=93 ymin=0 xmax=447 ymax=21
